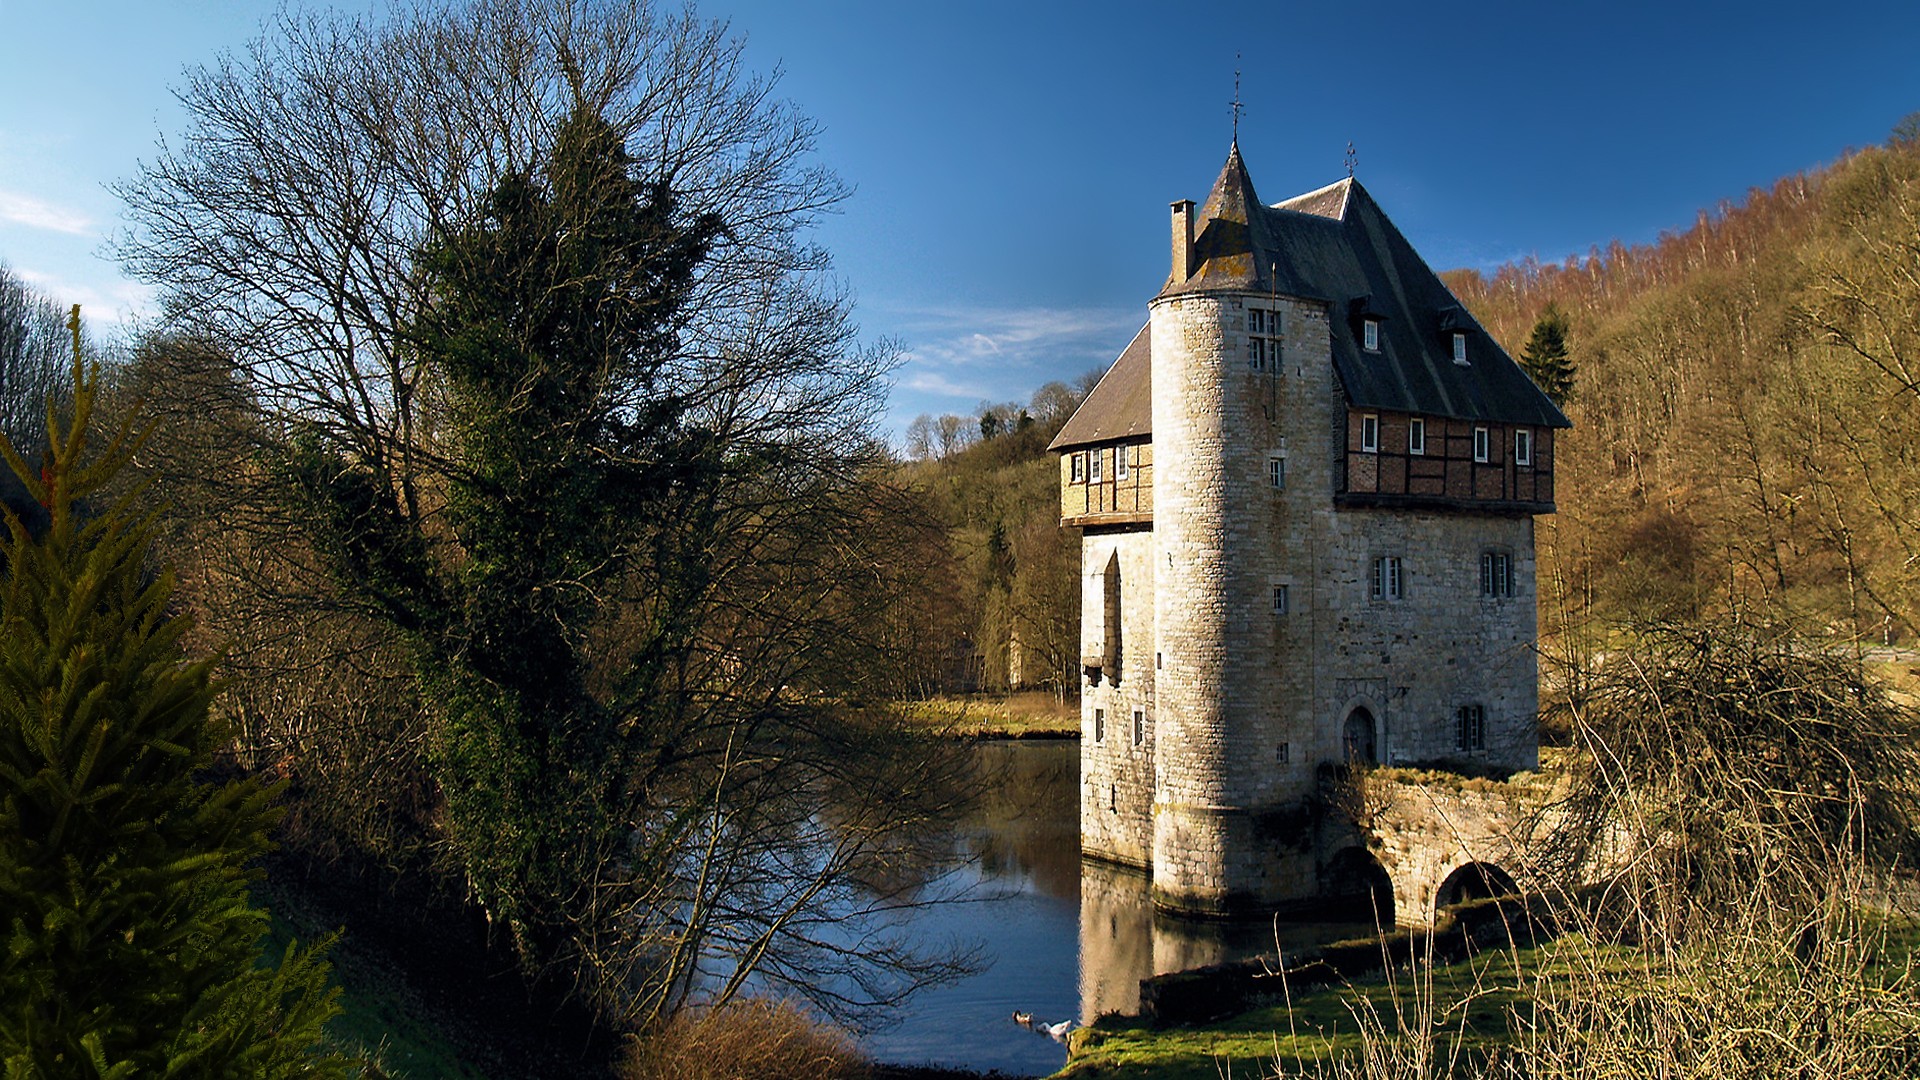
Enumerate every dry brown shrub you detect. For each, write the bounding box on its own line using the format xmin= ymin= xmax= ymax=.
xmin=621 ymin=998 xmax=870 ymax=1080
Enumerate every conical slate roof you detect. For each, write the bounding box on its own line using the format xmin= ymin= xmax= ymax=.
xmin=1053 ymin=147 xmax=1571 ymax=452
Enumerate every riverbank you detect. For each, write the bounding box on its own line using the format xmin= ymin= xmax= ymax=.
xmin=893 ymin=691 xmax=1080 ymax=739
xmin=1054 ymin=906 xmax=1920 ymax=1079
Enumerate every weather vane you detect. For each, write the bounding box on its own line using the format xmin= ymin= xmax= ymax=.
xmin=1345 ymin=141 xmax=1357 ymax=178
xmin=1230 ymin=59 xmax=1244 ymax=142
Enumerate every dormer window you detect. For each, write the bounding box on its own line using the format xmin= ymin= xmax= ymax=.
xmin=1452 ymin=332 xmax=1469 ymax=366
xmin=1363 ymin=318 xmax=1380 ymax=352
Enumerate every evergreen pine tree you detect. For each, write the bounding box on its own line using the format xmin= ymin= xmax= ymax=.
xmin=1520 ymin=302 xmax=1577 ymax=407
xmin=0 ymin=308 xmax=348 ymax=1077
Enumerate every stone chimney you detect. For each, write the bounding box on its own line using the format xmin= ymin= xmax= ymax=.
xmin=1170 ymin=199 xmax=1195 ymax=283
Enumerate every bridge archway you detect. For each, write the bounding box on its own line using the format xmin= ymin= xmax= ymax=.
xmin=1322 ymin=845 xmax=1395 ymax=927
xmin=1435 ymin=861 xmax=1519 ymax=910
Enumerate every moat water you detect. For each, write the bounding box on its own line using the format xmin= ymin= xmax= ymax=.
xmin=855 ymin=740 xmax=1375 ymax=1077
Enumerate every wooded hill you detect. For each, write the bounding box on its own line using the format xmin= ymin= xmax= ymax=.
xmin=906 ymin=123 xmax=1920 ymax=693
xmin=1447 ymin=124 xmax=1920 ymax=645
xmin=897 ymin=380 xmax=1095 ymax=698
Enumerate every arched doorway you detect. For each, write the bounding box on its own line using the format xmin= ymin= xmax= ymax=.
xmin=1322 ymin=846 xmax=1395 ymax=926
xmin=1342 ymin=707 xmax=1377 ymax=764
xmin=1435 ymin=862 xmax=1519 ymax=909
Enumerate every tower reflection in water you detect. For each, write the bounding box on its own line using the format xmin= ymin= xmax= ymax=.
xmin=1076 ymin=857 xmax=1376 ymax=1020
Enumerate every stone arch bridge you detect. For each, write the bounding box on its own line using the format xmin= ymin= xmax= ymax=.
xmin=1312 ymin=766 xmax=1559 ymax=927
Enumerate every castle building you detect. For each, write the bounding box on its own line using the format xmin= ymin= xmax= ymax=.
xmin=1050 ymin=145 xmax=1571 ymax=917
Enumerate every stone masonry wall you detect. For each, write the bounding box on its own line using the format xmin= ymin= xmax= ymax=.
xmin=1080 ymin=527 xmax=1157 ymax=867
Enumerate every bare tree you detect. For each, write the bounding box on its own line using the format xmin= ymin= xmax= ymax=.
xmin=0 ymin=262 xmax=68 ymax=456
xmin=116 ymin=0 xmax=972 ymax=1029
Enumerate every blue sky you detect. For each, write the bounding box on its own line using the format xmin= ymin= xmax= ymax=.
xmin=3 ymin=0 xmax=1918 ymax=436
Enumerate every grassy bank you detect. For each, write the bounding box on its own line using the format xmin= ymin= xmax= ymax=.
xmin=1058 ymin=912 xmax=1920 ymax=1079
xmin=894 ymin=690 xmax=1080 ymax=738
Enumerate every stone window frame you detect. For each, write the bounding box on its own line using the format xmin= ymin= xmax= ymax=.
xmin=1369 ymin=555 xmax=1404 ymax=602
xmin=1455 ymin=702 xmax=1487 ymax=752
xmin=1268 ymin=455 xmax=1286 ymax=490
xmin=1472 ymin=425 xmax=1490 ymax=463
xmin=1514 ymin=428 xmax=1534 ymax=467
xmin=1408 ymin=416 xmax=1426 ymax=456
xmin=1480 ymin=549 xmax=1514 ymax=599
xmin=1271 ymin=582 xmax=1290 ymax=615
xmin=1132 ymin=707 xmax=1146 ymax=746
xmin=1093 ymin=707 xmax=1105 ymax=743
xmin=1361 ymin=414 xmax=1380 ymax=454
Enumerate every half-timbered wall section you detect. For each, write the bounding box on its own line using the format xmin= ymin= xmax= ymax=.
xmin=1341 ymin=409 xmax=1554 ymax=511
xmin=1062 ymin=440 xmax=1155 ymax=526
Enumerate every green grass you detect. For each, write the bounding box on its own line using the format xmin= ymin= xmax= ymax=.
xmin=1056 ymin=940 xmax=1555 ymax=1080
xmin=892 ymin=690 xmax=1080 ymax=737
xmin=260 ymin=891 xmax=494 ymax=1080
xmin=1056 ymin=915 xmax=1920 ymax=1079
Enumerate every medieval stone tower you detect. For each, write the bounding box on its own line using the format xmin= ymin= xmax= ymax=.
xmin=1051 ymin=144 xmax=1570 ymax=918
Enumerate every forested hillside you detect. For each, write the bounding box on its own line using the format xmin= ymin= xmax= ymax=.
xmin=899 ymin=377 xmax=1097 ymax=698
xmin=1446 ymin=123 xmax=1920 ymax=645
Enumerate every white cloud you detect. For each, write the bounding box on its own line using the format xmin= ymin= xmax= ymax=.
xmin=0 ymin=189 xmax=93 ymax=236
xmin=884 ymin=303 xmax=1140 ymax=379
xmin=12 ymin=267 xmax=155 ymax=330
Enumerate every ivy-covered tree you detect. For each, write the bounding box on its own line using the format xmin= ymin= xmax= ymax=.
xmin=1520 ymin=301 xmax=1576 ymax=407
xmin=0 ymin=309 xmax=346 ymax=1077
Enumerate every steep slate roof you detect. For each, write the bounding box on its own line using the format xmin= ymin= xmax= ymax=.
xmin=1053 ymin=145 xmax=1569 ymax=452
xmin=1048 ymin=323 xmax=1151 ymax=451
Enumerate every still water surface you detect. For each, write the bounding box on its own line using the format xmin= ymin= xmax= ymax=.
xmin=858 ymin=740 xmax=1372 ymax=1077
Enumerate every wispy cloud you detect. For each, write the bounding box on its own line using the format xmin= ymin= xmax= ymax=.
xmin=882 ymin=303 xmax=1141 ymax=417
xmin=12 ymin=266 xmax=155 ymax=329
xmin=0 ymin=189 xmax=92 ymax=236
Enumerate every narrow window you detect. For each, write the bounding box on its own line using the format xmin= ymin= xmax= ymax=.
xmin=1132 ymin=708 xmax=1145 ymax=746
xmin=1480 ymin=550 xmax=1513 ymax=598
xmin=1249 ymin=308 xmax=1265 ymax=334
xmin=1272 ymin=583 xmax=1290 ymax=615
xmin=1473 ymin=426 xmax=1490 ymax=463
xmin=1455 ymin=704 xmax=1486 ymax=752
xmin=1408 ymin=417 xmax=1426 ymax=456
xmin=1452 ymin=332 xmax=1469 ymax=365
xmin=1370 ymin=556 xmax=1403 ymax=601
xmin=1275 ymin=741 xmax=1291 ymax=764
xmin=1361 ymin=414 xmax=1380 ymax=454
xmin=1094 ymin=707 xmax=1105 ymax=743
xmin=1155 ymin=651 xmax=1163 ymax=670
xmin=1071 ymin=453 xmax=1085 ymax=482
xmin=1268 ymin=456 xmax=1286 ymax=490
xmin=1515 ymin=428 xmax=1533 ymax=466
xmin=1363 ymin=318 xmax=1380 ymax=352
xmin=1248 ymin=337 xmax=1264 ymax=370
xmin=1109 ymin=783 xmax=1117 ymax=811
xmin=1090 ymin=447 xmax=1103 ymax=483
xmin=1115 ymin=444 xmax=1130 ymax=480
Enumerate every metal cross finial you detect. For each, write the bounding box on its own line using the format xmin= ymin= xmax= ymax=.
xmin=1345 ymin=141 xmax=1357 ymax=179
xmin=1230 ymin=60 xmax=1244 ymax=142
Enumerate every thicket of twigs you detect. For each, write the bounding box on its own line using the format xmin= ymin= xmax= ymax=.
xmin=1276 ymin=615 xmax=1920 ymax=1079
